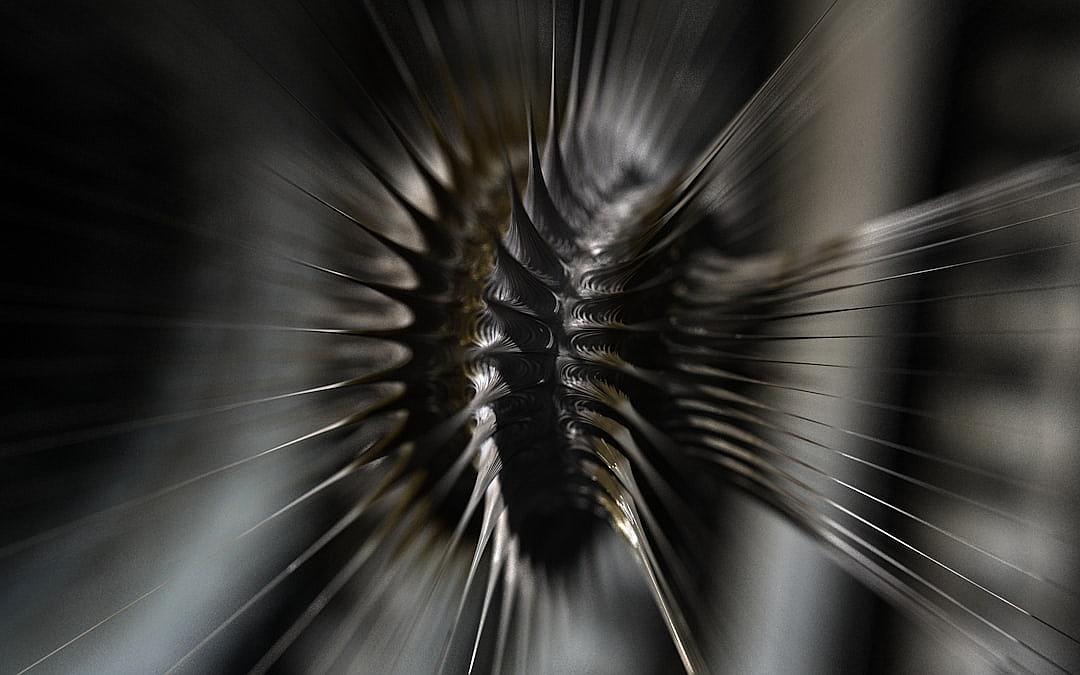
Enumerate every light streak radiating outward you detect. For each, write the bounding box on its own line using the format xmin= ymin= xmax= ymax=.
xmin=2 ymin=0 xmax=1080 ymax=673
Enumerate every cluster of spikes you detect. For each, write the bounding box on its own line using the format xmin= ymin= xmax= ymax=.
xmin=235 ymin=2 xmax=1080 ymax=672
xmin=5 ymin=0 xmax=1080 ymax=673
xmin=295 ymin=38 xmax=739 ymax=675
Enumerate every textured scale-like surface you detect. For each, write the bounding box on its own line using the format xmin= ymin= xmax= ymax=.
xmin=3 ymin=0 xmax=1080 ymax=673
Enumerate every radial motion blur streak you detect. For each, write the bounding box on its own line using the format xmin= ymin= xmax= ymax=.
xmin=2 ymin=0 xmax=1080 ymax=673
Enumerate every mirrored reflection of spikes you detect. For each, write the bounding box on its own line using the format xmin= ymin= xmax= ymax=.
xmin=3 ymin=0 xmax=1080 ymax=674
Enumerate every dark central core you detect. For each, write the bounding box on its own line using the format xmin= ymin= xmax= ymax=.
xmin=443 ymin=133 xmax=691 ymax=571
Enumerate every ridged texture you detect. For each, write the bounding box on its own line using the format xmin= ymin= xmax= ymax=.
xmin=3 ymin=0 xmax=1080 ymax=673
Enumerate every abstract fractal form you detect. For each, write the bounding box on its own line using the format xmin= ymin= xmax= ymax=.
xmin=3 ymin=0 xmax=1080 ymax=673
